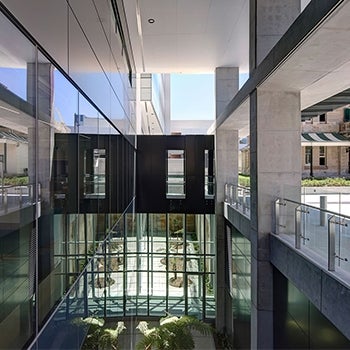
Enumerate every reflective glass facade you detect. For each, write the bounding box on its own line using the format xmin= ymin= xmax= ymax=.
xmin=0 ymin=3 xmax=216 ymax=349
xmin=62 ymin=213 xmax=216 ymax=320
xmin=0 ymin=3 xmax=136 ymax=348
xmin=231 ymin=227 xmax=251 ymax=349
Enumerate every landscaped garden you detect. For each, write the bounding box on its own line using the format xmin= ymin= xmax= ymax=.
xmin=238 ymin=174 xmax=350 ymax=187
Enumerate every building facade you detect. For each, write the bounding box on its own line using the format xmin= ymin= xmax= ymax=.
xmin=1 ymin=1 xmax=350 ymax=350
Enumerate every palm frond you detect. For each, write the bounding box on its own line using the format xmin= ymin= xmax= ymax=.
xmin=177 ymin=315 xmax=213 ymax=336
xmin=136 ymin=314 xmax=212 ymax=350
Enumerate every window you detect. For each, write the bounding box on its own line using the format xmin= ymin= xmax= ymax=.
xmin=319 ymin=113 xmax=326 ymax=123
xmin=319 ymin=146 xmax=326 ymax=166
xmin=204 ymin=149 xmax=215 ymax=198
xmin=344 ymin=108 xmax=350 ymax=122
xmin=166 ymin=150 xmax=185 ymax=198
xmin=84 ymin=149 xmax=106 ymax=198
xmin=305 ymin=146 xmax=312 ymax=165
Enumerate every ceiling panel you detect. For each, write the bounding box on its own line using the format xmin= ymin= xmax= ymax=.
xmin=125 ymin=0 xmax=249 ymax=73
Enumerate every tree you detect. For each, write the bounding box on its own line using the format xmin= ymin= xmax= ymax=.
xmin=136 ymin=315 xmax=213 ymax=350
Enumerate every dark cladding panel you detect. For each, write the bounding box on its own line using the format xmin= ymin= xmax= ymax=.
xmin=136 ymin=135 xmax=214 ymax=213
xmin=53 ymin=134 xmax=135 ymax=214
xmin=136 ymin=136 xmax=168 ymax=212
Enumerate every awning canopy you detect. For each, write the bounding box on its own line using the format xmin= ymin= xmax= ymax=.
xmin=301 ymin=132 xmax=350 ymax=146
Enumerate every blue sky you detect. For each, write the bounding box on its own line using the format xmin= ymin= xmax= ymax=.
xmin=170 ymin=74 xmax=215 ymax=120
xmin=170 ymin=73 xmax=249 ymax=120
xmin=0 ymin=67 xmax=249 ymax=124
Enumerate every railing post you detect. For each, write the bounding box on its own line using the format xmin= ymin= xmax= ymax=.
xmin=275 ymin=199 xmax=280 ymax=234
xmin=320 ymin=195 xmax=327 ymax=226
xmin=242 ymin=189 xmax=246 ymax=214
xmin=295 ymin=205 xmax=301 ymax=249
xmin=274 ymin=199 xmax=286 ymax=235
xmin=19 ymin=186 xmax=23 ymax=208
xmin=235 ymin=185 xmax=239 ymax=209
xmin=229 ymin=184 xmax=233 ymax=205
xmin=328 ymin=215 xmax=336 ymax=271
xmin=4 ymin=188 xmax=7 ymax=211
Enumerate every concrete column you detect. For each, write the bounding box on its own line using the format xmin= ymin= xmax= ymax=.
xmin=215 ymin=67 xmax=239 ymax=118
xmin=215 ymin=67 xmax=239 ymax=331
xmin=250 ymin=88 xmax=301 ymax=348
xmin=250 ymin=0 xmax=300 ymax=72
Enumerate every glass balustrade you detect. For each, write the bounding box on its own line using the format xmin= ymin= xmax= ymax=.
xmin=225 ymin=183 xmax=350 ymax=277
xmin=224 ymin=183 xmax=250 ymax=218
xmin=274 ymin=198 xmax=350 ymax=276
xmin=0 ymin=183 xmax=39 ymax=212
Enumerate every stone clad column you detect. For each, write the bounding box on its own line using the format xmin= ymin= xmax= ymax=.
xmin=249 ymin=2 xmax=301 ymax=347
xmin=215 ymin=67 xmax=239 ymax=331
xmin=250 ymin=0 xmax=300 ymax=72
xmin=250 ymin=88 xmax=301 ymax=348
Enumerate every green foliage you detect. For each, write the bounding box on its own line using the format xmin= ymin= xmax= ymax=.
xmin=302 ymin=177 xmax=350 ymax=187
xmin=238 ymin=174 xmax=250 ymax=187
xmin=237 ymin=175 xmax=350 ymax=187
xmin=80 ymin=317 xmax=125 ymax=350
xmin=99 ymin=322 xmax=126 ymax=350
xmin=3 ymin=176 xmax=28 ymax=185
xmin=136 ymin=315 xmax=213 ymax=350
xmin=81 ymin=317 xmax=105 ymax=350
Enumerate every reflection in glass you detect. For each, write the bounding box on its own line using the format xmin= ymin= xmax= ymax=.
xmin=81 ymin=213 xmax=215 ymax=319
xmin=0 ymin=11 xmax=37 ymax=350
xmin=84 ymin=149 xmax=105 ymax=198
xmin=204 ymin=149 xmax=215 ymax=198
xmin=166 ymin=150 xmax=185 ymax=198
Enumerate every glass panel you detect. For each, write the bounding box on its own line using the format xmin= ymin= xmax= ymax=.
xmin=83 ymin=148 xmax=105 ymax=198
xmin=166 ymin=150 xmax=185 ymax=198
xmin=0 ymin=12 xmax=35 ymax=218
xmin=204 ymin=149 xmax=215 ymax=198
xmin=231 ymin=228 xmax=251 ymax=337
xmin=339 ymin=217 xmax=350 ymax=273
xmin=188 ymin=274 xmax=203 ymax=318
xmin=302 ymin=206 xmax=328 ymax=260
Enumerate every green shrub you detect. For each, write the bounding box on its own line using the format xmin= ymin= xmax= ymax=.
xmin=238 ymin=174 xmax=250 ymax=187
xmin=302 ymin=177 xmax=350 ymax=187
xmin=237 ymin=175 xmax=350 ymax=187
xmin=3 ymin=176 xmax=29 ymax=186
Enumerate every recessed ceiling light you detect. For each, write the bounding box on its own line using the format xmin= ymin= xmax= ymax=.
xmin=148 ymin=18 xmax=155 ymax=24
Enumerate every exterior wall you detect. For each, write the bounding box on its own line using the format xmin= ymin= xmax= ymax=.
xmin=301 ymin=109 xmax=350 ymax=178
xmin=0 ymin=1 xmax=137 ymax=348
xmin=242 ymin=108 xmax=350 ymax=178
xmin=302 ymin=146 xmax=350 ymax=178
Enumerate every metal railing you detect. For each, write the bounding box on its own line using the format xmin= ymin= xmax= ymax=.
xmin=0 ymin=183 xmax=39 ymax=213
xmin=275 ymin=198 xmax=350 ymax=274
xmin=224 ymin=183 xmax=250 ymax=217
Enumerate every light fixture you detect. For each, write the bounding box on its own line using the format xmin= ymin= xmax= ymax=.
xmin=148 ymin=18 xmax=155 ymax=24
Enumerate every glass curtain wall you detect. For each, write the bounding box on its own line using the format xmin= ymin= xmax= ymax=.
xmin=0 ymin=0 xmax=136 ymax=348
xmin=86 ymin=213 xmax=216 ymax=320
xmin=231 ymin=227 xmax=251 ymax=349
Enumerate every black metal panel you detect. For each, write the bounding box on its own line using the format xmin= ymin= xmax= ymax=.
xmin=136 ymin=135 xmax=214 ymax=213
xmin=52 ymin=134 xmax=135 ymax=214
xmin=136 ymin=135 xmax=168 ymax=212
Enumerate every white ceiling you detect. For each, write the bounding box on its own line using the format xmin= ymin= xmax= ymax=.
xmin=124 ymin=0 xmax=249 ymax=74
xmin=218 ymin=0 xmax=350 ymax=135
xmin=262 ymin=0 xmax=350 ymax=110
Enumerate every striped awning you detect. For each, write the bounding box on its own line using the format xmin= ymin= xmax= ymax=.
xmin=301 ymin=132 xmax=350 ymax=146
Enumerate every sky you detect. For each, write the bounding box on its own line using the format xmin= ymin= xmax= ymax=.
xmin=170 ymin=73 xmax=249 ymax=120
xmin=170 ymin=74 xmax=215 ymax=120
xmin=0 ymin=67 xmax=249 ymax=124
